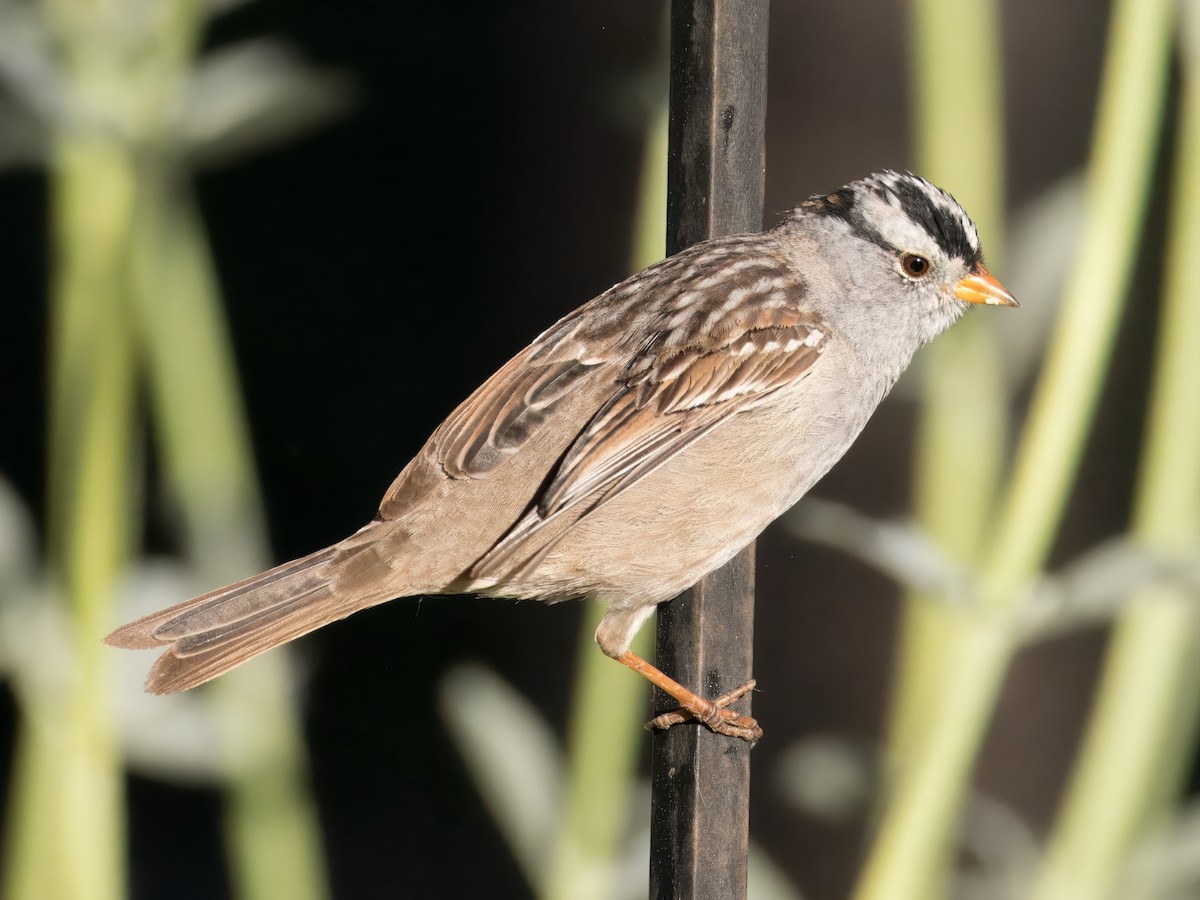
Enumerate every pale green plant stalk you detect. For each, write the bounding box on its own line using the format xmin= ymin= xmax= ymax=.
xmin=130 ymin=182 xmax=329 ymax=900
xmin=4 ymin=133 xmax=138 ymax=900
xmin=3 ymin=3 xmax=328 ymax=897
xmin=854 ymin=0 xmax=1175 ymax=896
xmin=884 ymin=3 xmax=1006 ymax=894
xmin=1029 ymin=9 xmax=1200 ymax=897
xmin=543 ymin=81 xmax=667 ymax=900
xmin=5 ymin=2 xmax=202 ymax=894
xmin=888 ymin=0 xmax=1007 ymax=812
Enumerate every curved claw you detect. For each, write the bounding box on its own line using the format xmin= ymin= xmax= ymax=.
xmin=646 ymin=678 xmax=763 ymax=744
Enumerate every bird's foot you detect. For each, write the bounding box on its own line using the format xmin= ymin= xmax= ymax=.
xmin=614 ymin=650 xmax=763 ymax=744
xmin=645 ymin=679 xmax=762 ymax=743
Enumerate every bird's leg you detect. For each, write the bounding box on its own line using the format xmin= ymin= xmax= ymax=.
xmin=615 ymin=650 xmax=762 ymax=743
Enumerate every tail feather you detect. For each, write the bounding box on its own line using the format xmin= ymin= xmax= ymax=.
xmin=142 ymin=584 xmax=364 ymax=694
xmin=107 ymin=548 xmax=340 ymax=651
xmin=171 ymin=582 xmax=330 ymax=657
xmin=106 ymin=542 xmax=396 ymax=694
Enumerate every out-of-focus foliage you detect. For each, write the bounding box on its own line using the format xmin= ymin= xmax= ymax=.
xmin=0 ymin=2 xmax=350 ymax=899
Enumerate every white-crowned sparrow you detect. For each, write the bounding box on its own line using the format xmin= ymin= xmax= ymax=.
xmin=107 ymin=170 xmax=1016 ymax=742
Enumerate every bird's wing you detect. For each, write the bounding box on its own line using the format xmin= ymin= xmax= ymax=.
xmin=375 ymin=302 xmax=608 ymax=520
xmin=429 ymin=352 xmax=600 ymax=479
xmin=535 ymin=309 xmax=828 ymax=516
xmin=468 ymin=251 xmax=829 ymax=579
xmin=377 ymin=234 xmax=780 ymax=507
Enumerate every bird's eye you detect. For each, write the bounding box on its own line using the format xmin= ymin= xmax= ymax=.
xmin=899 ymin=253 xmax=931 ymax=279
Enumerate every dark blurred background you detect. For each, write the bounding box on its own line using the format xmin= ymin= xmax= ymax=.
xmin=3 ymin=1 xmax=1172 ymax=898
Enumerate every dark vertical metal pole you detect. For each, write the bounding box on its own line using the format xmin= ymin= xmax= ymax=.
xmin=650 ymin=2 xmax=769 ymax=899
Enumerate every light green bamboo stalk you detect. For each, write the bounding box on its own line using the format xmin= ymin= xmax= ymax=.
xmin=4 ymin=5 xmax=204 ymax=896
xmin=854 ymin=0 xmax=1174 ymax=896
xmin=1029 ymin=9 xmax=1200 ymax=896
xmin=873 ymin=3 xmax=1003 ymax=897
xmin=543 ymin=75 xmax=667 ymax=900
xmin=4 ymin=133 xmax=138 ymax=900
xmin=888 ymin=0 xmax=1007 ymax=810
xmin=885 ymin=4 xmax=1006 ymax=895
xmin=3 ymin=4 xmax=328 ymax=898
xmin=130 ymin=181 xmax=329 ymax=900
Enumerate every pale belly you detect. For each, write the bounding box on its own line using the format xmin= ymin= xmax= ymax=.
xmin=479 ymin=354 xmax=881 ymax=609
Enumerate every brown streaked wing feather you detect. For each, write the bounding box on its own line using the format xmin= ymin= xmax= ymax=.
xmin=378 ymin=237 xmax=799 ymax=513
xmin=431 ymin=355 xmax=600 ymax=479
xmin=469 ymin=403 xmax=734 ymax=581
xmin=539 ymin=320 xmax=826 ymax=516
xmin=472 ymin=271 xmax=828 ymax=580
xmin=375 ymin=302 xmax=608 ymax=520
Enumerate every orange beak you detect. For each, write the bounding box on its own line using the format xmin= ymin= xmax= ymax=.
xmin=953 ymin=264 xmax=1019 ymax=307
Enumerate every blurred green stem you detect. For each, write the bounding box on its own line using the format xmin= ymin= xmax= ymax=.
xmin=855 ymin=0 xmax=1174 ymax=896
xmin=3 ymin=3 xmax=327 ymax=897
xmin=885 ymin=4 xmax=1007 ymax=896
xmin=543 ymin=70 xmax=667 ymax=900
xmin=1029 ymin=11 xmax=1200 ymax=897
xmin=4 ymin=134 xmax=137 ymax=900
xmin=5 ymin=4 xmax=202 ymax=896
xmin=545 ymin=605 xmax=654 ymax=900
xmin=131 ymin=179 xmax=270 ymax=576
xmin=130 ymin=176 xmax=329 ymax=900
xmin=887 ymin=0 xmax=1007 ymax=862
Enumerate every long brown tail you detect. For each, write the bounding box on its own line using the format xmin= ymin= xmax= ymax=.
xmin=106 ymin=539 xmax=397 ymax=693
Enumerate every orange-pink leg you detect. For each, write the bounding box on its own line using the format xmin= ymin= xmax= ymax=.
xmin=616 ymin=650 xmax=762 ymax=743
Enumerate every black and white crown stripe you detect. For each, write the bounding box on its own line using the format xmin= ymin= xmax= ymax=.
xmin=801 ymin=170 xmax=983 ymax=268
xmin=869 ymin=170 xmax=981 ymax=256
